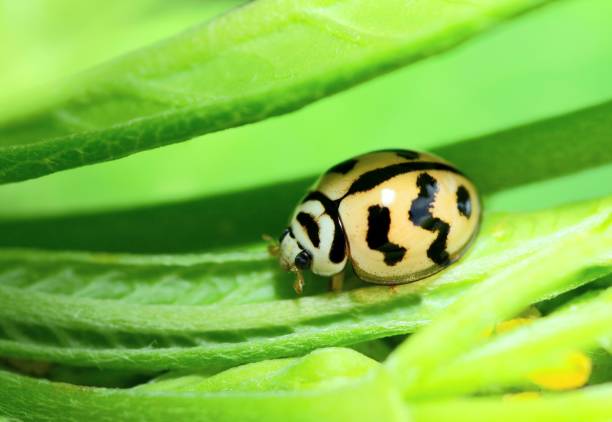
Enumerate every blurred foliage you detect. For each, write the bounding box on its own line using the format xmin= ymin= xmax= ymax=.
xmin=0 ymin=0 xmax=556 ymax=185
xmin=0 ymin=101 xmax=610 ymax=253
xmin=0 ymin=0 xmax=611 ymax=221
xmin=0 ymin=0 xmax=245 ymax=122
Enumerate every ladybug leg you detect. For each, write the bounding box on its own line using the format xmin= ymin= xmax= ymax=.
xmin=330 ymin=271 xmax=344 ymax=293
xmin=292 ymin=269 xmax=305 ymax=295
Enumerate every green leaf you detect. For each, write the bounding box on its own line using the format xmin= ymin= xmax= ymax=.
xmin=1 ymin=349 xmax=611 ymax=422
xmin=0 ymin=198 xmax=609 ymax=371
xmin=435 ymin=100 xmax=612 ymax=195
xmin=407 ymin=288 xmax=612 ymax=397
xmin=2 ymin=0 xmax=612 ymax=221
xmin=0 ymin=0 xmax=244 ymax=124
xmin=410 ymin=385 xmax=612 ymax=422
xmin=2 ymin=100 xmax=611 ymax=253
xmin=589 ymin=349 xmax=612 ymax=385
xmin=0 ymin=0 xmax=556 ymax=184
xmin=385 ymin=198 xmax=611 ymax=396
xmin=0 ymin=350 xmax=406 ymax=422
xmin=135 ymin=347 xmax=379 ymax=392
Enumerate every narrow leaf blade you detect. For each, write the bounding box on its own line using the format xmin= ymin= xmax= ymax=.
xmin=0 ymin=0 xmax=556 ymax=184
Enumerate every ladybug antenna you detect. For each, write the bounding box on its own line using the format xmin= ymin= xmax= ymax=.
xmin=262 ymin=234 xmax=280 ymax=257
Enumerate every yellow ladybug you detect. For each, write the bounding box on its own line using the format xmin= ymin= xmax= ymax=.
xmin=275 ymin=149 xmax=481 ymax=293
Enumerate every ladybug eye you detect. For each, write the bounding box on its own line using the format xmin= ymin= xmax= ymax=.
xmin=294 ymin=250 xmax=312 ymax=270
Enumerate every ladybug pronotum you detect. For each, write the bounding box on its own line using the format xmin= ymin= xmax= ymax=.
xmin=274 ymin=149 xmax=481 ymax=294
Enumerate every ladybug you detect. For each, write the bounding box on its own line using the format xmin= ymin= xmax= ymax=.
xmin=273 ymin=149 xmax=481 ymax=294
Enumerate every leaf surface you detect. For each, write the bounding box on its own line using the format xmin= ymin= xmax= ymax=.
xmin=0 ymin=198 xmax=609 ymax=371
xmin=0 ymin=0 xmax=556 ymax=184
xmin=385 ymin=198 xmax=612 ymax=396
xmin=407 ymin=288 xmax=612 ymax=397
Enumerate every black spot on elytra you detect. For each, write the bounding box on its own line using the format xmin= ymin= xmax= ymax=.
xmin=366 ymin=205 xmax=406 ymax=266
xmin=409 ymin=173 xmax=451 ymax=266
xmin=375 ymin=149 xmax=420 ymax=160
xmin=296 ymin=212 xmax=320 ymax=248
xmin=396 ymin=150 xmax=419 ymax=160
xmin=302 ymin=191 xmax=346 ymax=263
xmin=326 ymin=158 xmax=358 ymax=175
xmin=456 ymin=185 xmax=472 ymax=218
xmin=341 ymin=161 xmax=460 ymax=200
